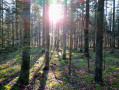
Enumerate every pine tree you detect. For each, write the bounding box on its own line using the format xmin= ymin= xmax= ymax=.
xmin=19 ymin=1 xmax=30 ymax=85
xmin=95 ymin=0 xmax=104 ymax=85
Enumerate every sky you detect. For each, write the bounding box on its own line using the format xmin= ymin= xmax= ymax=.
xmin=5 ymin=0 xmax=12 ymax=3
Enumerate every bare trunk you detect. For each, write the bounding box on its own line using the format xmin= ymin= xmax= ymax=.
xmin=118 ymin=19 xmax=119 ymax=49
xmin=19 ymin=1 xmax=30 ymax=85
xmin=44 ymin=0 xmax=50 ymax=70
xmin=69 ymin=1 xmax=73 ymax=75
xmin=63 ymin=2 xmax=67 ymax=60
xmin=95 ymin=0 xmax=104 ymax=85
xmin=42 ymin=3 xmax=46 ymax=48
xmin=112 ymin=0 xmax=115 ymax=49
xmin=84 ymin=0 xmax=89 ymax=58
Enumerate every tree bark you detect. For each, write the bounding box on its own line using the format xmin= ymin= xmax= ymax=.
xmin=112 ymin=0 xmax=115 ymax=49
xmin=84 ymin=0 xmax=89 ymax=58
xmin=95 ymin=0 xmax=104 ymax=85
xmin=12 ymin=15 xmax=15 ymax=46
xmin=39 ymin=22 xmax=41 ymax=46
xmin=93 ymin=0 xmax=97 ymax=52
xmin=16 ymin=1 xmax=19 ymax=45
xmin=63 ymin=2 xmax=67 ymax=60
xmin=80 ymin=2 xmax=84 ymax=52
xmin=69 ymin=1 xmax=73 ymax=75
xmin=1 ymin=0 xmax=4 ymax=48
xmin=42 ymin=3 xmax=46 ymax=48
xmin=44 ymin=0 xmax=50 ymax=70
xmin=19 ymin=1 xmax=30 ymax=85
xmin=57 ymin=24 xmax=59 ymax=50
xmin=84 ymin=0 xmax=90 ymax=70
xmin=118 ymin=18 xmax=119 ymax=49
xmin=109 ymin=18 xmax=112 ymax=48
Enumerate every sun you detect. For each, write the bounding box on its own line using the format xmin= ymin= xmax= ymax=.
xmin=49 ymin=3 xmax=64 ymax=24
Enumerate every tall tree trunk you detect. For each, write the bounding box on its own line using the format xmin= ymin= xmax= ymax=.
xmin=44 ymin=0 xmax=50 ymax=70
xmin=51 ymin=20 xmax=53 ymax=47
xmin=12 ymin=15 xmax=14 ymax=46
xmin=109 ymin=19 xmax=112 ymax=48
xmin=84 ymin=0 xmax=89 ymax=58
xmin=1 ymin=0 xmax=4 ymax=48
xmin=19 ymin=2 xmax=23 ymax=46
xmin=76 ymin=30 xmax=78 ymax=50
xmin=95 ymin=0 xmax=104 ymax=85
xmin=118 ymin=18 xmax=119 ymax=49
xmin=16 ymin=1 xmax=19 ymax=45
xmin=39 ymin=22 xmax=41 ymax=46
xmin=20 ymin=22 xmax=22 ymax=46
xmin=80 ymin=2 xmax=84 ymax=52
xmin=104 ymin=0 xmax=108 ymax=70
xmin=19 ymin=1 xmax=30 ymax=85
xmin=63 ymin=2 xmax=67 ymax=60
xmin=93 ymin=0 xmax=97 ymax=52
xmin=112 ymin=0 xmax=115 ymax=50
xmin=57 ymin=24 xmax=59 ymax=50
xmin=74 ymin=29 xmax=77 ymax=49
xmin=7 ymin=25 xmax=10 ymax=46
xmin=42 ymin=3 xmax=45 ymax=48
xmin=84 ymin=0 xmax=90 ymax=70
xmin=69 ymin=1 xmax=73 ymax=75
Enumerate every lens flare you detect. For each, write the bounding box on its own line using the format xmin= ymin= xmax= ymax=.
xmin=49 ymin=3 xmax=64 ymax=24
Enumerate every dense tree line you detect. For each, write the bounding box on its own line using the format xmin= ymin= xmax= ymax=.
xmin=0 ymin=0 xmax=119 ymax=87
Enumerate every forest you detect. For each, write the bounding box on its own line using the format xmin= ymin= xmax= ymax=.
xmin=0 ymin=0 xmax=119 ymax=89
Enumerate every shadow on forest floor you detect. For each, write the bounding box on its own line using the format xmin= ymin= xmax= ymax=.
xmin=0 ymin=47 xmax=44 ymax=89
xmin=38 ymin=69 xmax=49 ymax=90
xmin=0 ymin=48 xmax=119 ymax=89
xmin=44 ymin=48 xmax=119 ymax=89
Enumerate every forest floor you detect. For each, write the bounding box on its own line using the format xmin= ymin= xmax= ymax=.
xmin=0 ymin=47 xmax=119 ymax=90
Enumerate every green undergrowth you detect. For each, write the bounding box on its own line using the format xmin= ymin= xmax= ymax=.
xmin=48 ymin=48 xmax=119 ymax=89
xmin=0 ymin=47 xmax=119 ymax=89
xmin=0 ymin=47 xmax=44 ymax=89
